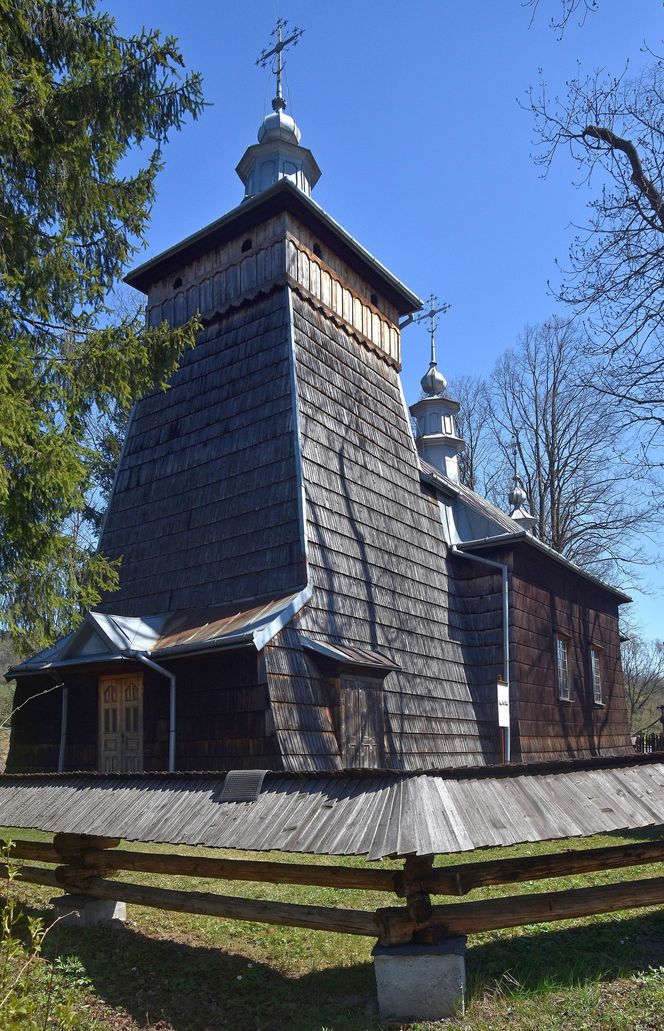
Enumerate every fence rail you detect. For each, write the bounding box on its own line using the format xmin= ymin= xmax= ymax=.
xmin=2 ymin=832 xmax=664 ymax=946
xmin=635 ymin=733 xmax=664 ymax=753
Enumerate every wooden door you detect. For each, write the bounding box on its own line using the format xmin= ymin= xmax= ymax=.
xmin=98 ymin=674 xmax=144 ymax=772
xmin=341 ymin=677 xmax=384 ymax=768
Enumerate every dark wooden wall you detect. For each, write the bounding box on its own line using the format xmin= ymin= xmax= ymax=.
xmin=7 ymin=648 xmax=282 ymax=774
xmin=5 ymin=675 xmax=61 ymax=772
xmin=171 ymin=651 xmax=282 ymax=771
xmin=508 ymin=545 xmax=631 ymax=761
xmin=274 ymin=290 xmax=500 ymax=770
xmin=96 ymin=290 xmax=305 ymax=615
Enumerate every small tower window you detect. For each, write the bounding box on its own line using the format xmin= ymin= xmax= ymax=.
xmin=370 ymin=292 xmax=378 ymax=307
xmin=556 ymin=635 xmax=571 ymax=701
xmin=590 ymin=647 xmax=603 ymax=705
xmin=172 ymin=276 xmax=183 ymax=289
xmin=241 ymin=238 xmax=252 ymax=253
xmin=313 ymin=242 xmax=323 ymax=258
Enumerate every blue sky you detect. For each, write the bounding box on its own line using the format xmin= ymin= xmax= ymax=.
xmin=108 ymin=0 xmax=662 ymax=637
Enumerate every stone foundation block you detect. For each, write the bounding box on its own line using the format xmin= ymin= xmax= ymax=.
xmin=51 ymin=894 xmax=126 ymax=928
xmin=372 ymin=936 xmax=466 ymax=1023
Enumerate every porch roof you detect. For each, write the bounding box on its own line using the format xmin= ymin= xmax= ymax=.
xmin=6 ymin=587 xmax=312 ymax=678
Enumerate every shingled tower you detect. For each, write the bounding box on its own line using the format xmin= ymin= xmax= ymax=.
xmin=7 ymin=26 xmax=633 ymax=774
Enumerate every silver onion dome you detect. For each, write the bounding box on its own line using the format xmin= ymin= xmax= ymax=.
xmin=257 ymin=104 xmax=302 ymax=146
xmin=508 ymin=475 xmax=528 ymax=510
xmin=421 ymin=363 xmax=448 ymax=397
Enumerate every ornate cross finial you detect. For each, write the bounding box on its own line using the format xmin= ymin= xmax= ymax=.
xmin=414 ymin=294 xmax=450 ymax=366
xmin=256 ymin=18 xmax=304 ymax=112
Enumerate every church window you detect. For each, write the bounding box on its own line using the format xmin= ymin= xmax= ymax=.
xmin=313 ymin=242 xmax=323 ymax=258
xmin=172 ymin=276 xmax=183 ymax=289
xmin=241 ymin=238 xmax=253 ymax=253
xmin=556 ymin=635 xmax=571 ymax=701
xmin=590 ymin=647 xmax=603 ymax=705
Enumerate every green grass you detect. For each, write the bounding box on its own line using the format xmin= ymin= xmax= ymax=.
xmin=1 ymin=829 xmax=663 ymax=1029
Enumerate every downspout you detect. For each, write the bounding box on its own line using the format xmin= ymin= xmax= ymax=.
xmin=449 ymin=545 xmax=511 ymax=762
xmin=129 ymin=653 xmax=176 ymax=773
xmin=57 ymin=684 xmax=68 ymax=774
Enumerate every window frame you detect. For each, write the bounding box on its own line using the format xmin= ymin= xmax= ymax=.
xmin=590 ymin=645 xmax=603 ymax=705
xmin=555 ymin=634 xmax=572 ymax=702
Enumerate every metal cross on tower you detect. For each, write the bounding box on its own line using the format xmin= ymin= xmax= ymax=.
xmin=256 ymin=18 xmax=304 ymax=112
xmin=414 ymin=294 xmax=450 ymax=366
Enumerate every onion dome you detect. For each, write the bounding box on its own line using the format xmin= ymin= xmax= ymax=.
xmin=508 ymin=474 xmax=537 ymax=532
xmin=257 ymin=101 xmax=302 ymax=146
xmin=421 ymin=363 xmax=448 ymax=397
xmin=508 ymin=476 xmax=527 ymax=511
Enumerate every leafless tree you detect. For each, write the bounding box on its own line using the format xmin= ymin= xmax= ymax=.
xmin=528 ymin=54 xmax=664 ymax=442
xmin=448 ymin=375 xmax=500 ymax=496
xmin=489 ymin=318 xmax=657 ymax=582
xmin=525 ymin=0 xmax=598 ymax=35
xmin=621 ymin=633 xmax=664 ymax=734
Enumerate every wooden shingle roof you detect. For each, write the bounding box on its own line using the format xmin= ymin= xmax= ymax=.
xmin=0 ymin=754 xmax=661 ymax=859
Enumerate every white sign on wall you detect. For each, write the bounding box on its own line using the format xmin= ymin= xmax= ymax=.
xmin=497 ymin=680 xmax=510 ymax=728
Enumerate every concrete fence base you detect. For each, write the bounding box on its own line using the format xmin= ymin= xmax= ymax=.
xmin=372 ymin=936 xmax=467 ymax=1022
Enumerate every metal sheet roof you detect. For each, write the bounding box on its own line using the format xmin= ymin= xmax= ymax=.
xmin=7 ymin=589 xmax=312 ymax=678
xmin=0 ymin=755 xmax=662 ymax=861
xmin=300 ymin=637 xmax=400 ymax=671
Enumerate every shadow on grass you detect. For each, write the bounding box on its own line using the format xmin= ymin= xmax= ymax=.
xmin=466 ymin=908 xmax=664 ymax=1002
xmin=8 ymin=896 xmax=664 ymax=1030
xmin=31 ymin=907 xmax=380 ymax=1031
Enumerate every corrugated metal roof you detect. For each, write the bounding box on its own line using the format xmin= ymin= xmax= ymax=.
xmin=8 ymin=589 xmax=312 ymax=677
xmin=1 ymin=755 xmax=661 ymax=861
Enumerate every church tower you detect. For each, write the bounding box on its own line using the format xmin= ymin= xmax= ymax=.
xmin=409 ymin=297 xmax=465 ymax=482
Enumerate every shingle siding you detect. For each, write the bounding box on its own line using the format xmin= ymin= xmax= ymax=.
xmin=97 ymin=290 xmax=306 ymax=614
xmin=264 ymin=290 xmax=500 ymax=770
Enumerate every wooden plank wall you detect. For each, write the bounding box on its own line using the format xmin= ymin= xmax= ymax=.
xmin=6 ymin=675 xmax=62 ymax=772
xmin=171 ymin=652 xmax=281 ymax=771
xmin=268 ymin=291 xmax=500 ymax=770
xmin=509 ymin=546 xmax=632 ymax=760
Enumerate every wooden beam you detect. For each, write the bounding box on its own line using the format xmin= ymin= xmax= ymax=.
xmin=6 ymin=839 xmax=400 ymax=892
xmin=424 ymin=840 xmax=664 ymax=896
xmin=379 ymin=875 xmax=664 ymax=937
xmin=0 ymin=863 xmax=61 ymax=889
xmin=52 ymin=872 xmax=393 ymax=940
xmin=6 ymin=837 xmax=664 ymax=898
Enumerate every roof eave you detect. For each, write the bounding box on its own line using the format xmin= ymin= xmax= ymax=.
xmin=124 ymin=179 xmax=421 ymax=316
xmin=457 ymin=535 xmax=632 ymax=603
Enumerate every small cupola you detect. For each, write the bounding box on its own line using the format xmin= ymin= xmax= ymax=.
xmin=409 ymin=296 xmax=465 ymax=483
xmin=236 ymin=20 xmax=321 ymax=200
xmin=508 ymin=473 xmax=537 ymax=533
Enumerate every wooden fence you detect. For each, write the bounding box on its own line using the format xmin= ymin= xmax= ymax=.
xmin=635 ymin=733 xmax=664 ymax=754
xmin=2 ymin=833 xmax=664 ymax=946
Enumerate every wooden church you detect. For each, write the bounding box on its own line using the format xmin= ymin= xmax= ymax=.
xmin=5 ymin=38 xmax=633 ymax=776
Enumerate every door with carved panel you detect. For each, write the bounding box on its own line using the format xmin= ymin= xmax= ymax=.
xmin=341 ymin=676 xmax=384 ymax=768
xmin=98 ymin=674 xmax=144 ymax=772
